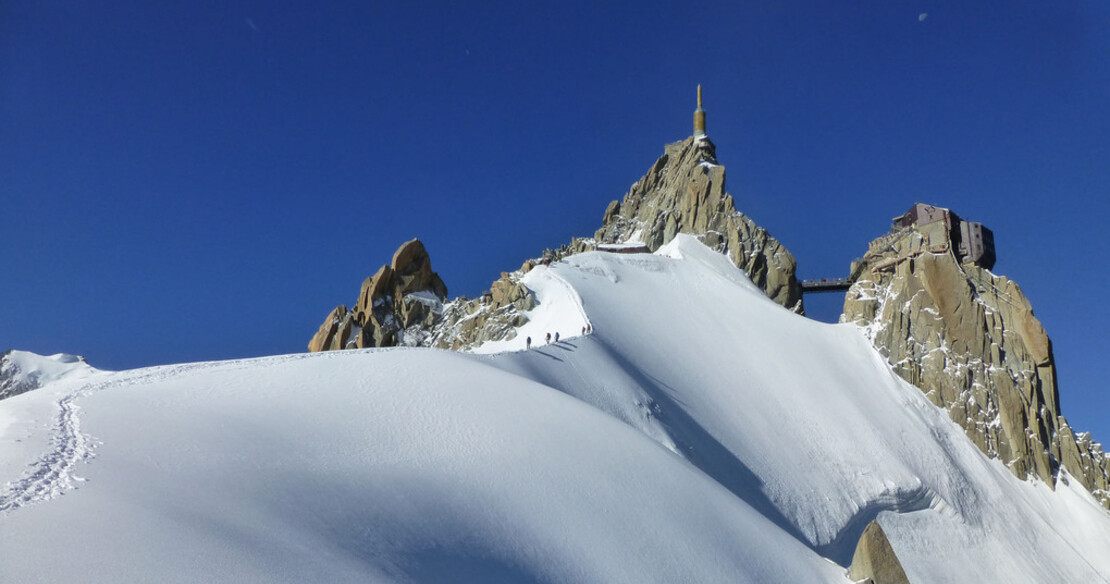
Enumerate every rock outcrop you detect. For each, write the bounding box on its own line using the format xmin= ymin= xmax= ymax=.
xmin=307 ymin=239 xmax=449 ymax=351
xmin=428 ymin=134 xmax=804 ymax=348
xmin=847 ymin=520 xmax=912 ymax=584
xmin=311 ymin=133 xmax=804 ymax=353
xmin=427 ymin=271 xmax=536 ymax=350
xmin=0 ymin=350 xmax=96 ymax=401
xmin=1 ymin=350 xmax=41 ymax=400
xmin=307 ymin=306 xmax=353 ymax=352
xmin=843 ymin=204 xmax=1109 ymax=507
xmin=594 ymin=135 xmax=802 ymax=310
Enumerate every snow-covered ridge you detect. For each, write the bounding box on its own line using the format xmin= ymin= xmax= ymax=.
xmin=0 ymin=350 xmax=101 ymax=400
xmin=1 ymin=235 xmax=1108 ymax=582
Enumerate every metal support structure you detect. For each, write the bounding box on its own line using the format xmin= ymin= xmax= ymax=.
xmin=800 ymin=278 xmax=852 ymax=293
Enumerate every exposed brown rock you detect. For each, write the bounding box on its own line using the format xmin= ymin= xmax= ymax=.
xmin=848 ymin=520 xmax=911 ymax=584
xmin=428 ymin=270 xmax=537 ymax=350
xmin=307 ymin=239 xmax=449 ymax=352
xmin=843 ymin=205 xmax=1109 ymax=506
xmin=355 ymin=265 xmax=394 ymax=321
xmin=307 ymin=306 xmax=350 ymax=353
xmin=430 ymin=135 xmax=807 ymax=347
xmin=593 ymin=136 xmax=801 ymax=310
xmin=308 ymin=135 xmax=804 ymax=352
xmin=391 ymin=239 xmax=448 ymax=298
xmin=1055 ymin=419 xmax=1110 ymax=507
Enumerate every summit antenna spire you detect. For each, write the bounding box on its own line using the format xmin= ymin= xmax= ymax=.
xmin=693 ymin=84 xmax=706 ymax=137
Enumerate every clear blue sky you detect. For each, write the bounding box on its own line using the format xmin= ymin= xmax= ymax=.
xmin=3 ymin=2 xmax=1109 ymax=439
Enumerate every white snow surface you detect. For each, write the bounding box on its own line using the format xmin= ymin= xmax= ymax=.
xmin=0 ymin=351 xmax=99 ymax=394
xmin=470 ymin=265 xmax=591 ymax=354
xmin=2 ymin=234 xmax=1109 ymax=583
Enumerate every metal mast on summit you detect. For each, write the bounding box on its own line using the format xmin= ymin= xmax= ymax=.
xmin=693 ymin=84 xmax=706 ymax=137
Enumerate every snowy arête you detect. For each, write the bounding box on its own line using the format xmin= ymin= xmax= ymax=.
xmin=2 ymin=236 xmax=1109 ymax=583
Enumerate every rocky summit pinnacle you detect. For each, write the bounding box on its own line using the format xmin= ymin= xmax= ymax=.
xmin=843 ymin=203 xmax=1110 ymax=507
xmin=303 ymin=117 xmax=1110 ymax=513
xmin=307 ymin=238 xmax=448 ymax=352
xmin=308 ymin=124 xmax=803 ymax=352
xmin=594 ymin=135 xmax=802 ymax=310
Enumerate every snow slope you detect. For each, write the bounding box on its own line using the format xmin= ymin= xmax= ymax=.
xmin=0 ymin=350 xmax=100 ymax=400
xmin=1 ymin=235 xmax=1108 ymax=582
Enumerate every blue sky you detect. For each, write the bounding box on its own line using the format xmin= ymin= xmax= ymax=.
xmin=3 ymin=2 xmax=1109 ymax=439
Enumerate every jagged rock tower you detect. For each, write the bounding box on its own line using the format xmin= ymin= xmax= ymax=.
xmin=307 ymin=239 xmax=449 ymax=351
xmin=309 ymin=87 xmax=803 ymax=352
xmin=594 ymin=86 xmax=802 ymax=310
xmin=843 ymin=204 xmax=1110 ymax=507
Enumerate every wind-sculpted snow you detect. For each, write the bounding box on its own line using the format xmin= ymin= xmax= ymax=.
xmin=1 ymin=236 xmax=1109 ymax=582
xmin=0 ymin=349 xmax=846 ymax=583
xmin=477 ymin=237 xmax=1110 ymax=581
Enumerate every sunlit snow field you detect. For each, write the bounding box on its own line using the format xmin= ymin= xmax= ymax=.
xmin=2 ymin=236 xmax=1108 ymax=583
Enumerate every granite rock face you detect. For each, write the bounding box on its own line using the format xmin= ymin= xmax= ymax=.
xmin=428 ymin=135 xmax=806 ymax=349
xmin=428 ymin=272 xmax=536 ymax=351
xmin=307 ymin=239 xmax=449 ymax=351
xmin=848 ymin=520 xmax=911 ymax=584
xmin=307 ymin=306 xmax=353 ymax=353
xmin=594 ymin=135 xmax=802 ymax=311
xmin=310 ymin=134 xmax=804 ymax=353
xmin=842 ymin=206 xmax=1109 ymax=507
xmin=306 ymin=238 xmax=539 ymax=352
